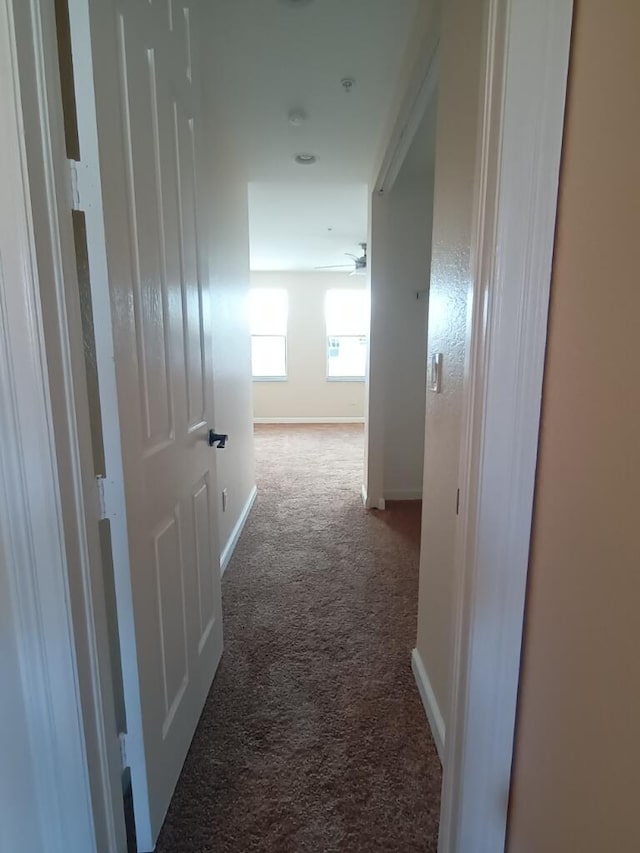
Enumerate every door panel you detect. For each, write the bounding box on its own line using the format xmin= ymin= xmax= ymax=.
xmin=77 ymin=0 xmax=223 ymax=848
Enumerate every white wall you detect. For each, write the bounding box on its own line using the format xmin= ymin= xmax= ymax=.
xmin=381 ymin=103 xmax=436 ymax=500
xmin=414 ymin=0 xmax=485 ymax=735
xmin=251 ymin=271 xmax=366 ymax=420
xmin=202 ymin=11 xmax=256 ymax=559
xmin=363 ymin=0 xmax=441 ymax=507
xmin=366 ymin=103 xmax=436 ymax=505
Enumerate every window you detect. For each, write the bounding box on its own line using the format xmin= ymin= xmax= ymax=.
xmin=325 ymin=289 xmax=369 ymax=380
xmin=250 ymin=289 xmax=288 ymax=379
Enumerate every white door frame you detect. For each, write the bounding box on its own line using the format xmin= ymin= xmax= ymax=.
xmin=6 ymin=0 xmax=127 ymax=850
xmin=1 ymin=0 xmax=124 ymax=850
xmin=440 ymin=0 xmax=573 ymax=850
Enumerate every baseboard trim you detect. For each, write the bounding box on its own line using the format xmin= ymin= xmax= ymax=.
xmin=253 ymin=417 xmax=365 ymax=424
xmin=384 ymin=489 xmax=423 ymax=501
xmin=361 ymin=483 xmax=368 ymax=507
xmin=411 ymin=648 xmax=445 ymax=761
xmin=220 ymin=485 xmax=258 ymax=575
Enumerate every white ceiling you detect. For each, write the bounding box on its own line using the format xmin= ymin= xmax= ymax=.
xmin=249 ymin=182 xmax=368 ymax=271
xmin=207 ymin=0 xmax=420 ymax=270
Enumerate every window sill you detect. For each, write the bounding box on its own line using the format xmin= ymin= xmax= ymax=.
xmin=326 ymin=376 xmax=366 ymax=383
xmin=252 ymin=376 xmax=288 ymax=382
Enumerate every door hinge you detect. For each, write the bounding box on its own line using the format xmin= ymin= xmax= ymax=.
xmin=119 ymin=732 xmax=129 ymax=771
xmin=96 ymin=475 xmax=107 ymax=520
xmin=456 ymin=488 xmax=460 ymax=516
xmin=96 ymin=476 xmax=121 ymax=522
xmin=68 ymin=159 xmax=82 ymax=210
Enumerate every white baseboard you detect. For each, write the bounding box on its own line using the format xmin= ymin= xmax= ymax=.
xmin=411 ymin=648 xmax=445 ymax=761
xmin=253 ymin=417 xmax=365 ymax=424
xmin=361 ymin=483 xmax=368 ymax=507
xmin=219 ymin=485 xmax=257 ymax=575
xmin=384 ymin=489 xmax=423 ymax=501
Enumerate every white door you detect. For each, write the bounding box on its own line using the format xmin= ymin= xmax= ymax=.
xmin=73 ymin=1 xmax=223 ymax=848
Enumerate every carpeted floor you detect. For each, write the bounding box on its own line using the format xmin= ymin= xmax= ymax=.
xmin=155 ymin=424 xmax=441 ymax=852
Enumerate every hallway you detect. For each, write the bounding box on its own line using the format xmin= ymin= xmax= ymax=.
xmin=155 ymin=425 xmax=441 ymax=852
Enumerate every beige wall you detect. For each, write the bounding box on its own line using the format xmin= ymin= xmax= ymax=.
xmin=507 ymin=3 xmax=640 ymax=850
xmin=251 ymin=271 xmax=366 ymax=420
xmin=414 ymin=0 xmax=485 ymax=731
xmin=203 ymin=9 xmax=256 ymax=555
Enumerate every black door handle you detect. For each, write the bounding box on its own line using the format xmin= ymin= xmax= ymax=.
xmin=208 ymin=430 xmax=228 ymax=449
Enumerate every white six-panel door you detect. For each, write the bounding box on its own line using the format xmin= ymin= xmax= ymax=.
xmin=71 ymin=0 xmax=223 ymax=848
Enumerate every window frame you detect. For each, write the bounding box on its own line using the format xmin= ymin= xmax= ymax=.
xmin=250 ymin=333 xmax=288 ymax=382
xmin=249 ymin=288 xmax=288 ymax=381
xmin=324 ymin=289 xmax=368 ymax=382
xmin=325 ymin=333 xmax=367 ymax=382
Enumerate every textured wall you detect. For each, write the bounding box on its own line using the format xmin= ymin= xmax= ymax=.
xmin=507 ymin=2 xmax=640 ymax=850
xmin=414 ymin=0 xmax=485 ymax=730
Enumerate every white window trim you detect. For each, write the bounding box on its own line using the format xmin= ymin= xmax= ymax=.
xmin=250 ymin=333 xmax=288 ymax=381
xmin=325 ymin=332 xmax=367 ymax=381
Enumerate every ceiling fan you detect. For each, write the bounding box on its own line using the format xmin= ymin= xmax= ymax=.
xmin=315 ymin=242 xmax=367 ymax=275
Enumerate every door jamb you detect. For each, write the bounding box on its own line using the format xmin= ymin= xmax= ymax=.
xmin=439 ymin=0 xmax=573 ymax=850
xmin=8 ymin=0 xmax=128 ymax=849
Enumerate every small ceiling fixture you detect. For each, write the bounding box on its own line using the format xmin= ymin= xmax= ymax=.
xmin=288 ymin=108 xmax=307 ymax=127
xmin=341 ymin=77 xmax=356 ymax=93
xmin=294 ymin=153 xmax=318 ymax=165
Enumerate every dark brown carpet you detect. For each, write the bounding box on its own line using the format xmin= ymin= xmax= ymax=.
xmin=155 ymin=424 xmax=441 ymax=852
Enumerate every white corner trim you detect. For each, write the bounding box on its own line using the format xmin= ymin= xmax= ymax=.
xmin=360 ymin=483 xmax=386 ymax=511
xmin=384 ymin=489 xmax=423 ymax=501
xmin=439 ymin=1 xmax=573 ymax=851
xmin=0 ymin=2 xmax=97 ymax=846
xmin=254 ymin=417 xmax=365 ymax=424
xmin=411 ymin=649 xmax=445 ymax=761
xmin=220 ymin=485 xmax=258 ymax=575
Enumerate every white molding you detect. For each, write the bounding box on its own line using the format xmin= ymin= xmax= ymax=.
xmin=375 ymin=45 xmax=440 ymax=195
xmin=439 ymin=1 xmax=573 ymax=852
xmin=384 ymin=489 xmax=423 ymax=501
xmin=66 ymin=0 xmax=152 ymax=845
xmin=411 ymin=649 xmax=445 ymax=761
xmin=0 ymin=1 xmax=97 ymax=848
xmin=254 ymin=417 xmax=365 ymax=424
xmin=220 ymin=486 xmax=258 ymax=575
xmin=13 ymin=0 xmax=128 ymax=849
xmin=360 ymin=483 xmax=387 ymax=512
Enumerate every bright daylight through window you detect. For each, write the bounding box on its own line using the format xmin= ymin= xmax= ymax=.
xmin=325 ymin=289 xmax=369 ymax=380
xmin=250 ymin=289 xmax=288 ymax=379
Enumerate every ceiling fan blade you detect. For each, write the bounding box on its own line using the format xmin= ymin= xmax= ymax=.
xmin=314 ymin=264 xmax=353 ymax=269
